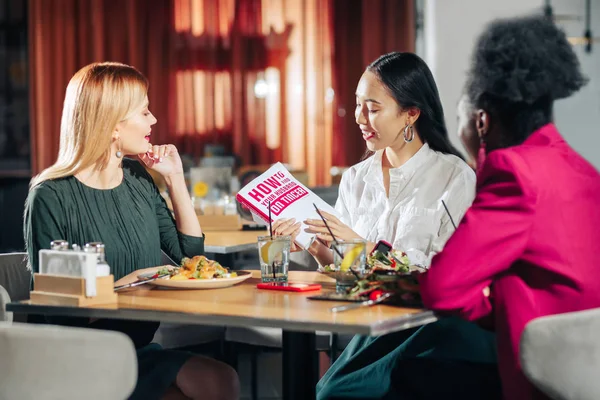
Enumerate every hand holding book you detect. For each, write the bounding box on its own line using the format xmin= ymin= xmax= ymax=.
xmin=236 ymin=162 xmax=342 ymax=250
xmin=304 ymin=210 xmax=362 ymax=244
xmin=272 ymin=218 xmax=302 ymax=252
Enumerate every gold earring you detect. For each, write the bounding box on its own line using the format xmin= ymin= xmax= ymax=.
xmin=403 ymin=124 xmax=414 ymax=143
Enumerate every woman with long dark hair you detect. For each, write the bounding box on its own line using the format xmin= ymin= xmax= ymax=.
xmin=274 ymin=52 xmax=499 ymax=399
xmin=276 ymin=52 xmax=473 ymax=268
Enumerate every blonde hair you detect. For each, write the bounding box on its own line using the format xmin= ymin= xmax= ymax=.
xmin=31 ymin=62 xmax=149 ymax=187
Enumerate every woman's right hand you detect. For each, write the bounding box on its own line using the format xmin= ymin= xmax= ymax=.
xmin=272 ymin=218 xmax=302 ymax=252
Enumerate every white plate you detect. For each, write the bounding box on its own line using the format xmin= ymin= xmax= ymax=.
xmin=138 ymin=269 xmax=252 ymax=290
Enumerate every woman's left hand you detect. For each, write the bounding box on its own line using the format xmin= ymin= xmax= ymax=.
xmin=304 ymin=210 xmax=363 ymax=243
xmin=139 ymin=144 xmax=183 ymax=178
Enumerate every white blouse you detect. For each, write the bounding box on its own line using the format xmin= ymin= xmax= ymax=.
xmin=335 ymin=143 xmax=476 ymax=267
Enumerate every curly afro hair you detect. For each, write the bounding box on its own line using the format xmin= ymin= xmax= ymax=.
xmin=466 ymin=14 xmax=588 ymax=142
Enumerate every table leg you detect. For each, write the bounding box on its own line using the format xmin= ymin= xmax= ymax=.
xmin=282 ymin=330 xmax=318 ymax=400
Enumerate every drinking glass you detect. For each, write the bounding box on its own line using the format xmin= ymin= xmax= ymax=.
xmin=331 ymin=239 xmax=367 ymax=293
xmin=257 ymin=235 xmax=291 ymax=283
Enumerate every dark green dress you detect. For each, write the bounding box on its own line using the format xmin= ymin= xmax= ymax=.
xmin=317 ymin=318 xmax=500 ymax=400
xmin=24 ymin=158 xmax=205 ymax=400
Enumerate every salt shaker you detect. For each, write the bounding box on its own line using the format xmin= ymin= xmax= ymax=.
xmin=84 ymin=242 xmax=111 ymax=276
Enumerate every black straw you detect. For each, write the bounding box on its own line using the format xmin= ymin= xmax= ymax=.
xmin=312 ymin=204 xmax=361 ymax=279
xmin=268 ymin=201 xmax=273 ymax=239
xmin=313 ymin=203 xmax=343 ymax=257
xmin=441 ymin=200 xmax=457 ymax=230
xmin=268 ymin=201 xmax=276 ymax=280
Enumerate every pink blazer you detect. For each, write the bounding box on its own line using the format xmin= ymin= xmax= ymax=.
xmin=420 ymin=124 xmax=600 ymax=400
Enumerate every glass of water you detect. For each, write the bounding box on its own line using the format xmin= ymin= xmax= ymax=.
xmin=257 ymin=235 xmax=291 ymax=283
xmin=331 ymin=239 xmax=367 ymax=293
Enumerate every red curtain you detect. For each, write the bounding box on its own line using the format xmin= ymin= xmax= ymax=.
xmin=331 ymin=0 xmax=416 ymax=167
xmin=173 ymin=0 xmax=265 ymax=163
xmin=29 ymin=0 xmax=174 ymax=174
xmin=29 ymin=0 xmax=414 ymax=184
xmin=173 ymin=0 xmax=336 ymax=185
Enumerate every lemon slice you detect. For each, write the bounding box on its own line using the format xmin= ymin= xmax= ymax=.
xmin=260 ymin=241 xmax=272 ymax=264
xmin=261 ymin=240 xmax=287 ymax=264
xmin=193 ymin=182 xmax=209 ymax=198
xmin=339 ymin=243 xmax=365 ymax=272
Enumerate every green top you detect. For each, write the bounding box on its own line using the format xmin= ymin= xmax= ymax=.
xmin=24 ymin=158 xmax=204 ymax=279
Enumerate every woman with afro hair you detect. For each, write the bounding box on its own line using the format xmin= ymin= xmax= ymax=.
xmin=420 ymin=14 xmax=600 ymax=400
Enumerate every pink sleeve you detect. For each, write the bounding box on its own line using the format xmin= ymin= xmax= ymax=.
xmin=419 ymin=151 xmax=537 ymax=322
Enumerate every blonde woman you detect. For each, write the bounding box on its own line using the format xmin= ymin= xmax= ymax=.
xmin=24 ymin=62 xmax=239 ymax=400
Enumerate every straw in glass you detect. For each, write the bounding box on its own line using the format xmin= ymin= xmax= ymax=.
xmin=267 ymin=201 xmax=278 ymax=280
xmin=312 ymin=204 xmax=361 ymax=279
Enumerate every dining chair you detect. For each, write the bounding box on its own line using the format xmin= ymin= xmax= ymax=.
xmin=520 ymin=307 xmax=600 ymax=400
xmin=0 ymin=285 xmax=11 ymax=323
xmin=0 ymin=322 xmax=137 ymax=400
xmin=0 ymin=252 xmax=31 ymax=323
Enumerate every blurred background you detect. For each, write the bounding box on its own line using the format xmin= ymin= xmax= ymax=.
xmin=0 ymin=0 xmax=598 ymax=252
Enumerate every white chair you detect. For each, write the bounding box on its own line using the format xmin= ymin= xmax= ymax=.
xmin=520 ymin=308 xmax=600 ymax=400
xmin=0 ymin=322 xmax=137 ymax=400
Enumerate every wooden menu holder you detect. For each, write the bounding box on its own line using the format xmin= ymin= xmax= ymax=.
xmin=30 ymin=274 xmax=118 ymax=307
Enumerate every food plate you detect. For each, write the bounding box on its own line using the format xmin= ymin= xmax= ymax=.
xmin=137 ymin=268 xmax=252 ymax=290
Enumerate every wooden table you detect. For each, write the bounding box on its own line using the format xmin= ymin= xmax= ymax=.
xmin=204 ymin=230 xmax=267 ymax=254
xmin=8 ymin=271 xmax=436 ymax=400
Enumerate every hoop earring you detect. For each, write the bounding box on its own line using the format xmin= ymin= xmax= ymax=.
xmin=115 ymin=138 xmax=123 ymax=158
xmin=403 ymin=124 xmax=414 ymax=143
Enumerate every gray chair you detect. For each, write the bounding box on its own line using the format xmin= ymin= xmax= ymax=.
xmin=0 ymin=322 xmax=137 ymax=400
xmin=0 ymin=252 xmax=31 ymax=323
xmin=520 ymin=308 xmax=600 ymax=400
xmin=0 ymin=285 xmax=11 ymax=323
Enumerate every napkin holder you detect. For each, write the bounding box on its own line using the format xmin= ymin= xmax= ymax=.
xmin=30 ymin=249 xmax=118 ymax=306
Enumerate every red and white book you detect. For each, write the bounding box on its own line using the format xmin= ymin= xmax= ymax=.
xmin=236 ymin=163 xmax=340 ymax=250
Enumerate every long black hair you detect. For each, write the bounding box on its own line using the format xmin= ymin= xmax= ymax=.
xmin=466 ymin=15 xmax=587 ymax=144
xmin=367 ymin=52 xmax=463 ymax=159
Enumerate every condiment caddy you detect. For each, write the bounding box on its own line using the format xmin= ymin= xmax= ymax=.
xmin=30 ymin=240 xmax=118 ymax=306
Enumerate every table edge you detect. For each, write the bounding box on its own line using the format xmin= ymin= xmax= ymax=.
xmin=204 ymin=243 xmax=257 ymax=254
xmin=7 ymin=302 xmax=437 ymax=335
